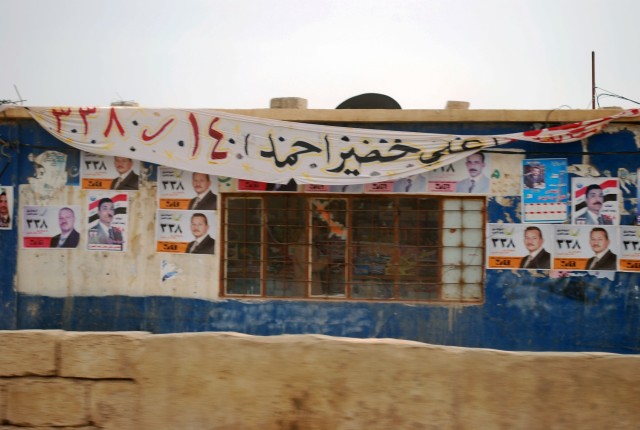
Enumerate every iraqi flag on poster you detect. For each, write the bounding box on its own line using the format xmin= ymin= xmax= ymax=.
xmin=572 ymin=178 xmax=619 ymax=225
xmin=87 ymin=192 xmax=129 ymax=251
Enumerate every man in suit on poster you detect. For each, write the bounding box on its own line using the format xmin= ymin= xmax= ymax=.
xmin=186 ymin=213 xmax=215 ymax=255
xmin=50 ymin=207 xmax=80 ymax=248
xmin=88 ymin=197 xmax=123 ymax=247
xmin=455 ymin=152 xmax=490 ymax=193
xmin=585 ymin=227 xmax=617 ymax=270
xmin=110 ymin=157 xmax=139 ymax=190
xmin=519 ymin=226 xmax=551 ymax=269
xmin=188 ymin=172 xmax=217 ymax=210
xmin=575 ymin=184 xmax=613 ymax=225
xmin=0 ymin=191 xmax=10 ymax=228
xmin=524 ymin=165 xmax=545 ymax=189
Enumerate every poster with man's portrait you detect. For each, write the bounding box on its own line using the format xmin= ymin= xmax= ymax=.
xmin=553 ymin=225 xmax=618 ymax=271
xmin=81 ymin=152 xmax=140 ymax=191
xmin=618 ymin=226 xmax=640 ymax=272
xmin=486 ymin=223 xmax=553 ymax=270
xmin=303 ymin=183 xmax=366 ymax=193
xmin=87 ymin=192 xmax=129 ymax=252
xmin=0 ymin=186 xmax=13 ymax=230
xmin=391 ymin=173 xmax=428 ymax=193
xmin=636 ymin=168 xmax=640 ymax=225
xmin=427 ymin=152 xmax=492 ymax=194
xmin=236 ymin=179 xmax=297 ymax=192
xmin=156 ymin=210 xmax=216 ymax=255
xmin=157 ymin=167 xmax=218 ymax=210
xmin=571 ymin=178 xmax=619 ymax=225
xmin=22 ymin=205 xmax=81 ymax=249
xmin=522 ymin=159 xmax=569 ymax=223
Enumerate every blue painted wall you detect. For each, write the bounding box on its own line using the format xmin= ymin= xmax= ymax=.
xmin=1 ymin=117 xmax=639 ymax=353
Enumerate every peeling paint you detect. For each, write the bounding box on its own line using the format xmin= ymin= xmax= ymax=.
xmin=25 ymin=151 xmax=68 ymax=202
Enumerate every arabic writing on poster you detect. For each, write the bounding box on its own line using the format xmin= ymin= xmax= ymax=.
xmin=87 ymin=192 xmax=129 ymax=252
xmin=26 ymin=107 xmax=640 ymax=184
xmin=157 ymin=167 xmax=218 ymax=210
xmin=522 ymin=159 xmax=569 ymax=223
xmin=572 ymin=178 xmax=619 ymax=225
xmin=428 ymin=153 xmax=492 ymax=194
xmin=553 ymin=225 xmax=618 ymax=271
xmin=486 ymin=223 xmax=554 ymax=271
xmin=81 ymin=153 xmax=140 ymax=191
xmin=156 ymin=210 xmax=216 ymax=255
xmin=619 ymin=227 xmax=640 ymax=272
xmin=22 ymin=205 xmax=81 ymax=249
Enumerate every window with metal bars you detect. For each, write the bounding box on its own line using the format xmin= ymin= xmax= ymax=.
xmin=222 ymin=194 xmax=484 ymax=302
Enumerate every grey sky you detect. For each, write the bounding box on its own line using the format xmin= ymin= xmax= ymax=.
xmin=2 ymin=0 xmax=638 ymax=110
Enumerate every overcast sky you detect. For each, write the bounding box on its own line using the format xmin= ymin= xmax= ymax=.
xmin=2 ymin=0 xmax=638 ymax=110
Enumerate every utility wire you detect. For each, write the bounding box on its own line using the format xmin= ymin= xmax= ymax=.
xmin=595 ymin=87 xmax=640 ymax=107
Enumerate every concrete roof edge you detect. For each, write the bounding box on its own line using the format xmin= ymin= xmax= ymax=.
xmin=2 ymin=106 xmax=638 ymax=124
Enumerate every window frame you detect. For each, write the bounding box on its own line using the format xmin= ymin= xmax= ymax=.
xmin=220 ymin=193 xmax=485 ymax=303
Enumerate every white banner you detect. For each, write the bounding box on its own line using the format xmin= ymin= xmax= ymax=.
xmin=20 ymin=106 xmax=640 ymax=185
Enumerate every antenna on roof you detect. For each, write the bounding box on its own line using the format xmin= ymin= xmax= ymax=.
xmin=13 ymin=85 xmax=25 ymax=105
xmin=0 ymin=85 xmax=26 ymax=105
xmin=112 ymin=92 xmax=139 ymax=107
xmin=591 ymin=51 xmax=596 ymax=109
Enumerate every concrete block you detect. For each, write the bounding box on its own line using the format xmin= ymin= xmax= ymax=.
xmin=135 ymin=332 xmax=640 ymax=430
xmin=0 ymin=330 xmax=61 ymax=376
xmin=90 ymin=380 xmax=139 ymax=429
xmin=6 ymin=378 xmax=88 ymax=427
xmin=60 ymin=332 xmax=147 ymax=379
xmin=270 ymin=97 xmax=308 ymax=109
xmin=0 ymin=381 xmax=5 ymax=423
xmin=0 ymin=428 xmax=99 ymax=430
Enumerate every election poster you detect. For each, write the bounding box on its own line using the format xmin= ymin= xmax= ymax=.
xmin=81 ymin=152 xmax=140 ymax=191
xmin=618 ymin=227 xmax=640 ymax=272
xmin=571 ymin=177 xmax=619 ymax=225
xmin=156 ymin=210 xmax=216 ymax=254
xmin=553 ymin=225 xmax=618 ymax=271
xmin=26 ymin=151 xmax=68 ymax=200
xmin=328 ymin=184 xmax=364 ymax=193
xmin=364 ymin=181 xmax=394 ymax=193
xmin=486 ymin=223 xmax=553 ymax=270
xmin=22 ymin=205 xmax=81 ymax=249
xmin=303 ymin=184 xmax=366 ymax=193
xmin=237 ymin=179 xmax=268 ymax=191
xmin=236 ymin=179 xmax=297 ymax=192
xmin=0 ymin=186 xmax=13 ymax=230
xmin=157 ymin=167 xmax=218 ymax=210
xmin=637 ymin=168 xmax=640 ymax=225
xmin=87 ymin=192 xmax=129 ymax=252
xmin=522 ymin=159 xmax=569 ymax=223
xmin=390 ymin=173 xmax=428 ymax=193
xmin=303 ymin=184 xmax=330 ymax=192
xmin=427 ymin=152 xmax=492 ymax=194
